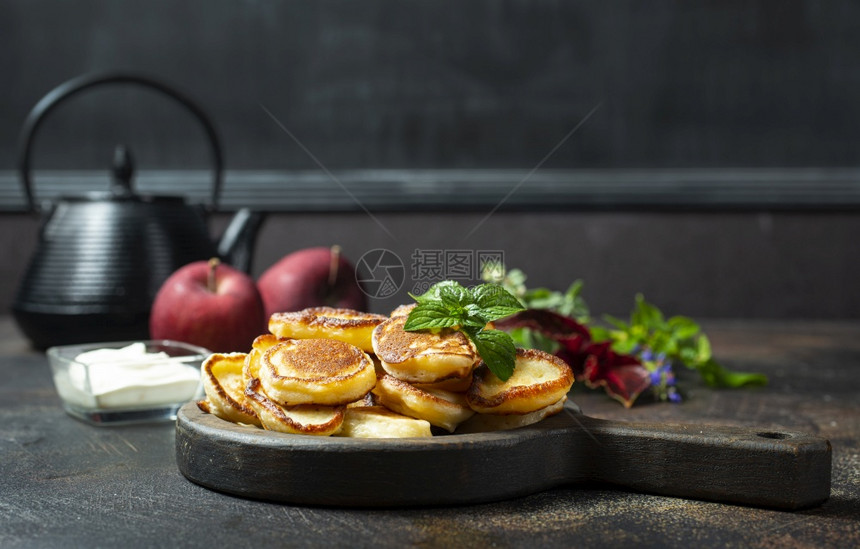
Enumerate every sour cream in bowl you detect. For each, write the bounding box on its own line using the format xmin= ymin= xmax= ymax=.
xmin=47 ymin=340 xmax=209 ymax=425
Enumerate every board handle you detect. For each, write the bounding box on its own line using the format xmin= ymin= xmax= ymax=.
xmin=569 ymin=413 xmax=831 ymax=510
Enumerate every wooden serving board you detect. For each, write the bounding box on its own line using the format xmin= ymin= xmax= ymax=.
xmin=175 ymin=401 xmax=831 ymax=510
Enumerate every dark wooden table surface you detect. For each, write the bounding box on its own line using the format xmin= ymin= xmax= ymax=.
xmin=1 ymin=316 xmax=858 ymax=548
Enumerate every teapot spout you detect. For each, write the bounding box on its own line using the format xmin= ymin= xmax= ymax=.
xmin=217 ymin=208 xmax=266 ymax=273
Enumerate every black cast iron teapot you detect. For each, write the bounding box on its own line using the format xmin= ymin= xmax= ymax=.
xmin=12 ymin=72 xmax=265 ymax=349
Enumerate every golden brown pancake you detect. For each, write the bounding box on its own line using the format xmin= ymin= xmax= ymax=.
xmin=268 ymin=307 xmax=386 ymax=352
xmin=334 ymin=405 xmax=433 ymax=438
xmin=372 ymin=316 xmax=477 ymax=384
xmin=257 ymin=338 xmax=376 ymax=406
xmin=244 ymin=333 xmax=287 ymax=387
xmin=389 ymin=303 xmax=416 ymax=318
xmin=245 ymin=377 xmax=345 ymax=436
xmin=466 ymin=348 xmax=574 ymax=415
xmin=456 ymin=396 xmax=567 ymax=433
xmin=414 ymin=373 xmax=473 ymax=393
xmin=347 ymin=392 xmax=375 ymax=408
xmin=371 ymin=373 xmax=475 ymax=433
xmin=198 ymin=353 xmax=261 ymax=427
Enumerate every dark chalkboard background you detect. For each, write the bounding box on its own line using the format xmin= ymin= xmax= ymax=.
xmin=2 ymin=0 xmax=860 ymax=210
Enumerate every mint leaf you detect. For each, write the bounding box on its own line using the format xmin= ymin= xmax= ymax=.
xmin=462 ymin=304 xmax=491 ymax=328
xmin=407 ymin=292 xmax=432 ymax=305
xmin=437 ymin=283 xmax=473 ymax=312
xmin=403 ymin=302 xmax=461 ymax=330
xmin=471 ymin=284 xmax=525 ymax=321
xmin=410 ymin=280 xmax=466 ymax=304
xmin=405 ymin=281 xmax=525 ymax=379
xmin=467 ymin=328 xmax=517 ymax=381
xmin=472 ymin=283 xmax=524 ymax=310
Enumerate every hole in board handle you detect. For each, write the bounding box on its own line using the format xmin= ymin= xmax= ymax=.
xmin=756 ymin=431 xmax=792 ymax=440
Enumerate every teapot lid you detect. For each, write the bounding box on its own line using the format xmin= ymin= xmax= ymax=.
xmin=111 ymin=144 xmax=136 ymax=199
xmin=50 ymin=145 xmax=189 ymax=206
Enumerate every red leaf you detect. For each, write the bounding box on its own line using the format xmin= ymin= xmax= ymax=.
xmin=495 ymin=309 xmax=590 ymax=337
xmin=495 ymin=309 xmax=590 ymax=356
xmin=580 ymin=342 xmax=651 ymax=408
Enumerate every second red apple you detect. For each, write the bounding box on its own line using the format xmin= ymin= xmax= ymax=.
xmin=258 ymin=246 xmax=367 ymax=319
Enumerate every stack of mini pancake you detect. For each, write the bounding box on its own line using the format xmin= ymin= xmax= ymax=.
xmin=198 ymin=305 xmax=574 ymax=438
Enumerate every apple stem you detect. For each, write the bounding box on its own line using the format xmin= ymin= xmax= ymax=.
xmin=328 ymin=245 xmax=341 ymax=288
xmin=208 ymin=257 xmax=220 ymax=293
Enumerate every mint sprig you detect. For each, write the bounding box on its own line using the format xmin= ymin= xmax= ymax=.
xmin=404 ymin=281 xmax=525 ymax=381
xmin=465 ymin=327 xmax=518 ymax=381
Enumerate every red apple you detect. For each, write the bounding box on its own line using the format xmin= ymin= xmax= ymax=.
xmin=258 ymin=245 xmax=367 ymax=318
xmin=150 ymin=258 xmax=266 ymax=353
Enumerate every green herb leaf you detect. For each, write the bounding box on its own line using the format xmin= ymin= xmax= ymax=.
xmin=698 ymin=358 xmax=768 ymax=388
xmin=507 ymin=327 xmax=561 ymax=354
xmin=667 ymin=315 xmax=701 ymax=340
xmin=467 ymin=328 xmax=517 ymax=381
xmin=405 ymin=281 xmax=525 ymax=380
xmin=632 ymin=293 xmax=665 ymax=329
xmin=482 ymin=263 xmax=769 ymax=404
xmin=460 ymin=305 xmax=495 ymax=330
xmin=566 ymin=287 xmax=589 ymax=319
xmin=505 ymin=268 xmax=527 ymax=288
xmin=588 ymin=325 xmax=611 ymax=342
xmin=409 ymin=280 xmax=465 ymax=305
xmin=403 ymin=302 xmax=462 ymax=330
xmin=470 ymin=284 xmax=525 ymax=321
xmin=696 ymin=334 xmax=712 ymax=363
xmin=437 ymin=282 xmax=472 ymax=310
xmin=610 ymin=337 xmax=639 ymax=355
xmin=603 ymin=314 xmax=630 ymax=331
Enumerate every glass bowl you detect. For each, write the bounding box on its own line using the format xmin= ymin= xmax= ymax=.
xmin=47 ymin=340 xmax=210 ymax=426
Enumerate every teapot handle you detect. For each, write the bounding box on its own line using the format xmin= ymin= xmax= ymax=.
xmin=16 ymin=71 xmax=224 ymax=212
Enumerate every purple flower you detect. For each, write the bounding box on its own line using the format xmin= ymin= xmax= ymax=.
xmin=663 ymin=366 xmax=676 ymax=386
xmin=649 ymin=364 xmax=676 ymax=387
